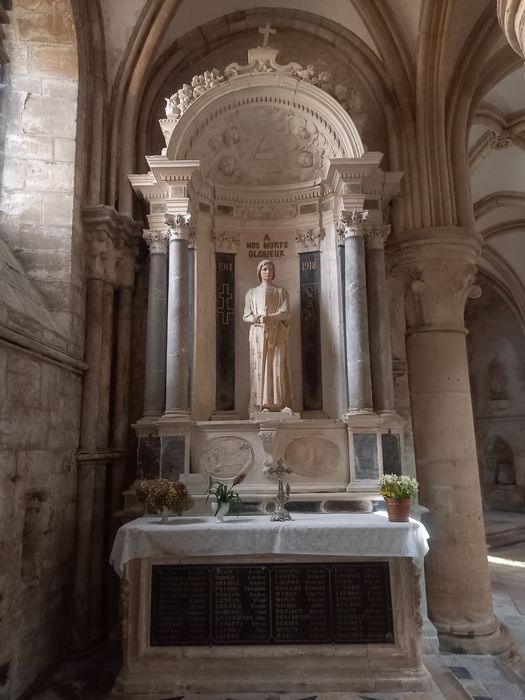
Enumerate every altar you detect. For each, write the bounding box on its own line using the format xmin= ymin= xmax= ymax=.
xmin=109 ymin=513 xmax=433 ymax=698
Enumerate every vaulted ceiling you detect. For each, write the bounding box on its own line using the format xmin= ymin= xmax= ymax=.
xmin=93 ymin=0 xmax=525 ymax=322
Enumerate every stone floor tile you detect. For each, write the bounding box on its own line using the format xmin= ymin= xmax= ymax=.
xmin=483 ymin=683 xmax=525 ymax=700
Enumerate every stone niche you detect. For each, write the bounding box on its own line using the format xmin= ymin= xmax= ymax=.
xmin=130 ymin=44 xmax=405 ymax=501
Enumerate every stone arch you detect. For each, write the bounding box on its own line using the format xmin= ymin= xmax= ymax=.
xmin=165 ymin=74 xmax=364 ymax=188
xmin=126 ymin=8 xmax=399 ymax=211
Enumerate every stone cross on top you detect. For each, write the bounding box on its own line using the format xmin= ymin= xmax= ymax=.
xmin=258 ymin=22 xmax=276 ymax=47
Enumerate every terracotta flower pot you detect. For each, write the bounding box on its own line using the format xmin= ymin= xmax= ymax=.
xmin=384 ymin=497 xmax=412 ymax=522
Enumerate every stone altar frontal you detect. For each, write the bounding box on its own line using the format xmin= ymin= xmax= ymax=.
xmin=110 ymin=515 xmax=432 ymax=698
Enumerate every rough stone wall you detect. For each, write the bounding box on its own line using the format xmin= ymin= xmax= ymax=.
xmin=0 ymin=2 xmax=83 ymax=698
xmin=0 ymin=0 xmax=82 ymax=350
xmin=0 ymin=344 xmax=81 ymax=700
xmin=466 ymin=276 xmax=525 ymax=512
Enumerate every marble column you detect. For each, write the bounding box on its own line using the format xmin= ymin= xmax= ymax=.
xmin=365 ymin=225 xmax=395 ymax=413
xmin=165 ymin=213 xmax=191 ymax=415
xmin=142 ymin=229 xmax=169 ymax=417
xmin=338 ymin=211 xmax=373 ymax=414
xmin=402 ymin=229 xmax=513 ymax=655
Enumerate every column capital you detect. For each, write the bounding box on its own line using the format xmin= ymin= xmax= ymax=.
xmin=392 ymin=227 xmax=483 ymax=333
xmin=364 ymin=224 xmax=391 ymax=249
xmin=213 ymin=230 xmax=240 ymax=253
xmin=165 ymin=213 xmax=191 ymax=241
xmin=143 ymin=228 xmax=169 ymax=254
xmin=295 ymin=226 xmax=325 ymax=252
xmin=336 ymin=209 xmax=369 ymax=239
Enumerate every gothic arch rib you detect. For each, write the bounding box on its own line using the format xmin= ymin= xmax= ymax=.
xmin=351 ymin=0 xmax=421 ymax=231
xmin=107 ymin=0 xmax=183 ymax=214
xmin=478 ymin=245 xmax=525 ymax=332
xmin=446 ymin=4 xmax=504 ymax=229
xmin=71 ymin=0 xmax=107 ymax=205
xmin=474 ymin=191 xmax=525 ymax=219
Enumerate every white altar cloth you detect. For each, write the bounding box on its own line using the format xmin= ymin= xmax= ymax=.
xmin=110 ymin=513 xmax=429 ymax=576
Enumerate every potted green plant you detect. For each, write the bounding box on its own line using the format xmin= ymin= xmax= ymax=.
xmin=136 ymin=478 xmax=194 ymax=524
xmin=206 ymin=472 xmax=246 ymax=521
xmin=379 ymin=473 xmax=419 ymax=522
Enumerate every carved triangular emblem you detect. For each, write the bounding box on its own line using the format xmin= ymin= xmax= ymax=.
xmin=254 ymin=137 xmax=278 ymax=160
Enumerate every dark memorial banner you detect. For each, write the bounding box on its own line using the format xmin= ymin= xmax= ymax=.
xmin=215 ymin=253 xmax=235 ymax=411
xmin=151 ymin=562 xmax=393 ymax=646
xmin=299 ymin=252 xmax=322 ymax=411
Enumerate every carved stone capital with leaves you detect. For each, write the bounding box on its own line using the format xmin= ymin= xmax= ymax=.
xmin=213 ymin=231 xmax=240 ymax=253
xmin=336 ymin=209 xmax=369 ymax=239
xmin=364 ymin=224 xmax=391 ymax=250
xmin=164 ymin=213 xmax=191 ymax=241
xmin=295 ymin=227 xmax=325 ymax=252
xmin=143 ymin=229 xmax=169 ymax=255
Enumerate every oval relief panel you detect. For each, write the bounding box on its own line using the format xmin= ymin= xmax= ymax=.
xmin=199 ymin=436 xmax=254 ymax=478
xmin=284 ymin=436 xmax=340 ymax=478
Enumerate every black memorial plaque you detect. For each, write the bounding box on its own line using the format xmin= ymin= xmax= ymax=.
xmin=299 ymin=251 xmax=323 ymax=411
xmin=212 ymin=566 xmax=270 ymax=643
xmin=160 ymin=436 xmax=185 ymax=481
xmin=150 ymin=566 xmax=210 ymax=645
xmin=150 ymin=562 xmax=393 ymax=646
xmin=381 ymin=433 xmax=401 ymax=476
xmin=271 ymin=565 xmax=330 ymax=643
xmin=215 ymin=253 xmax=235 ymax=411
xmin=354 ymin=433 xmax=379 ymax=480
xmin=332 ymin=562 xmax=393 ymax=642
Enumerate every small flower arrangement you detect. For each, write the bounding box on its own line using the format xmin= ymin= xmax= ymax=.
xmin=206 ymin=472 xmax=246 ymax=511
xmin=136 ymin=478 xmax=193 ymax=516
xmin=379 ymin=473 xmax=419 ymax=500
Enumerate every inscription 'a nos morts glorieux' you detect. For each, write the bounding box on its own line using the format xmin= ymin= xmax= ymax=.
xmin=150 ymin=562 xmax=393 ymax=646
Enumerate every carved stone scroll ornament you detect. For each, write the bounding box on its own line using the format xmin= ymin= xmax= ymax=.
xmin=160 ymin=44 xmax=366 ymax=146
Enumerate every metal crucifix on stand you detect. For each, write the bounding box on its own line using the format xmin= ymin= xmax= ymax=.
xmin=266 ymin=458 xmax=293 ymax=521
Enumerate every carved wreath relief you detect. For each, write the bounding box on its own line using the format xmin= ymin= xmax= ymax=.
xmin=199 ymin=436 xmax=254 ymax=478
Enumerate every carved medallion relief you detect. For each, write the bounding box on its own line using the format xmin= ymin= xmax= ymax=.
xmin=198 ymin=436 xmax=254 ymax=478
xmin=284 ymin=436 xmax=340 ymax=478
xmin=188 ymin=104 xmax=336 ymax=186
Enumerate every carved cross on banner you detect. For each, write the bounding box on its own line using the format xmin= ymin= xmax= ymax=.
xmin=258 ymin=22 xmax=276 ymax=47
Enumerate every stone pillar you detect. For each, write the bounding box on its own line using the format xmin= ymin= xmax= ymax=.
xmin=401 ymin=228 xmax=513 ymax=654
xmin=113 ymin=284 xmax=134 ymax=449
xmin=164 ymin=213 xmax=191 ymax=416
xmin=365 ymin=225 xmax=395 ymax=413
xmin=97 ymin=280 xmax=114 ymax=446
xmin=142 ymin=229 xmax=169 ymax=418
xmin=498 ymin=0 xmax=525 ymax=59
xmin=338 ymin=211 xmax=373 ymax=414
xmin=75 ymin=207 xmax=141 ymax=649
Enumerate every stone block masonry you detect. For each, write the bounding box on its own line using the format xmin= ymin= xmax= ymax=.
xmin=0 ymin=0 xmax=80 ymax=348
xmin=0 ymin=343 xmax=82 ymax=700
